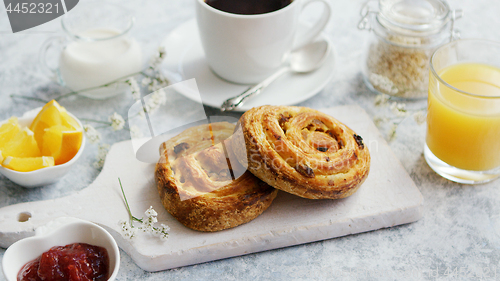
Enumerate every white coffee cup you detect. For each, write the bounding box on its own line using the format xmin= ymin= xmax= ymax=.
xmin=195 ymin=0 xmax=332 ymax=84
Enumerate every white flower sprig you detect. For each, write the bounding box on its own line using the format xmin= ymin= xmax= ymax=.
xmin=11 ymin=46 xmax=169 ymax=105
xmin=109 ymin=112 xmax=125 ymax=131
xmin=149 ymin=46 xmax=167 ymax=70
xmin=118 ymin=178 xmax=170 ymax=240
xmin=135 ymin=47 xmax=169 ymax=94
xmin=413 ymin=110 xmax=426 ymax=125
xmin=126 ymin=77 xmax=141 ymax=101
xmin=93 ymin=143 xmax=110 ymax=169
xmin=373 ymin=93 xmax=427 ymax=141
xmin=82 ymin=112 xmax=129 ymax=169
xmin=83 ymin=124 xmax=101 ymax=144
xmin=143 ymin=89 xmax=167 ymax=115
xmin=389 ymin=101 xmax=409 ymax=117
xmin=130 ymin=125 xmax=143 ymax=139
xmin=83 ymin=124 xmax=107 ymax=168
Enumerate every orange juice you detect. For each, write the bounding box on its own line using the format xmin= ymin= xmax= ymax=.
xmin=426 ymin=63 xmax=500 ymax=171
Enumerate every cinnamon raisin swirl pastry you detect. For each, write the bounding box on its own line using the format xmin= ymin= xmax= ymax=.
xmin=155 ymin=122 xmax=277 ymax=232
xmin=232 ymin=106 xmax=370 ymax=199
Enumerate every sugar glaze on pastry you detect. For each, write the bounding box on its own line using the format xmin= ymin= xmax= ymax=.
xmin=155 ymin=122 xmax=277 ymax=232
xmin=233 ymin=106 xmax=370 ymax=199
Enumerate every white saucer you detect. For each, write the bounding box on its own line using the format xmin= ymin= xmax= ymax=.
xmin=161 ymin=19 xmax=337 ymax=112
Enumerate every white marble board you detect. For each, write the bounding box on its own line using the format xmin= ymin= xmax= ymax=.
xmin=0 ymin=105 xmax=424 ymax=272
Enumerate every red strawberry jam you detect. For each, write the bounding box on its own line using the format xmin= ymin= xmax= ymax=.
xmin=17 ymin=243 xmax=109 ymax=281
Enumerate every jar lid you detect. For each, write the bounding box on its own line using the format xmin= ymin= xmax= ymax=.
xmin=378 ymin=0 xmax=450 ymax=33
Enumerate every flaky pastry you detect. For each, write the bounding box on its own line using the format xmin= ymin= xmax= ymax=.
xmin=232 ymin=106 xmax=370 ymax=199
xmin=155 ymin=122 xmax=277 ymax=232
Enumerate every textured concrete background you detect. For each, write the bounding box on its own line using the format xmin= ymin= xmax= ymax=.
xmin=1 ymin=0 xmax=500 ymax=280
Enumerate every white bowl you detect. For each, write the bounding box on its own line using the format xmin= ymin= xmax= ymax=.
xmin=2 ymin=217 xmax=120 ymax=281
xmin=0 ymin=107 xmax=86 ymax=188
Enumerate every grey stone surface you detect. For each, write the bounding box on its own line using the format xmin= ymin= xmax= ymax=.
xmin=1 ymin=0 xmax=500 ymax=280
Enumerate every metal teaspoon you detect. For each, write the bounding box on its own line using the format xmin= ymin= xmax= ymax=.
xmin=220 ymin=40 xmax=331 ymax=112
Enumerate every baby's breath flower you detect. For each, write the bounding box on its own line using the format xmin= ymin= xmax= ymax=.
xmin=145 ymin=206 xmax=158 ymax=218
xmin=83 ymin=124 xmax=101 ymax=144
xmin=119 ymin=220 xmax=137 ymax=239
xmin=151 ymin=222 xmax=170 ymax=240
xmin=93 ymin=143 xmax=110 ymax=169
xmin=126 ymin=77 xmax=141 ymax=101
xmin=158 ymin=46 xmax=166 ymax=58
xmin=148 ymin=79 xmax=157 ymax=92
xmin=388 ymin=123 xmax=398 ymax=141
xmin=129 ymin=125 xmax=143 ymax=139
xmin=152 ymin=73 xmax=169 ymax=91
xmin=149 ymin=47 xmax=167 ymax=70
xmin=118 ymin=180 xmax=171 ymax=241
xmin=142 ymin=207 xmax=158 ymax=231
xmin=160 ymin=223 xmax=170 ymax=233
xmin=145 ymin=89 xmax=167 ymax=114
xmin=140 ymin=216 xmax=158 ymax=233
xmin=141 ymin=77 xmax=152 ymax=87
xmin=374 ymin=94 xmax=390 ymax=106
xmin=373 ymin=116 xmax=388 ymax=127
xmin=390 ymin=102 xmax=408 ymax=117
xmin=135 ymin=206 xmax=162 ymax=235
xmin=155 ymin=224 xmax=170 ymax=240
xmin=413 ymin=110 xmax=427 ymax=125
xmin=108 ymin=112 xmax=125 ymax=131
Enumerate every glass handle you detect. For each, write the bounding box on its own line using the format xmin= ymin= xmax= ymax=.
xmin=453 ymin=9 xmax=464 ymax=21
xmin=38 ymin=36 xmax=65 ymax=85
xmin=357 ymin=13 xmax=371 ymax=30
xmin=357 ymin=0 xmax=378 ymax=31
xmin=452 ymin=29 xmax=461 ymax=41
xmin=449 ymin=9 xmax=464 ymax=41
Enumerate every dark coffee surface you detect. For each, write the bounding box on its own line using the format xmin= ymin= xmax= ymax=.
xmin=205 ymin=0 xmax=292 ymax=15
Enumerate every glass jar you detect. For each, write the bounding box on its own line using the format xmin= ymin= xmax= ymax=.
xmin=358 ymin=0 xmax=462 ymax=99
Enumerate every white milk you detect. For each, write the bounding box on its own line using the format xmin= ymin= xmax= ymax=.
xmin=59 ymin=28 xmax=142 ymax=98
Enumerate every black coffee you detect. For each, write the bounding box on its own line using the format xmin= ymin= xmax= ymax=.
xmin=205 ymin=0 xmax=292 ymax=15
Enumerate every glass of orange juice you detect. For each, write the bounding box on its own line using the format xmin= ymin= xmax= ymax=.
xmin=425 ymin=39 xmax=500 ymax=184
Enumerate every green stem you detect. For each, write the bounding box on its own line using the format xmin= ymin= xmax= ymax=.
xmin=118 ymin=178 xmax=168 ymax=237
xmin=124 ymin=112 xmax=142 ymax=123
xmin=10 ymin=95 xmax=49 ymax=104
xmin=393 ymin=119 xmax=405 ymax=126
xmin=118 ymin=178 xmax=133 ymax=223
xmin=54 ymin=70 xmax=153 ymax=101
xmin=9 ymin=67 xmax=159 ymax=103
xmin=53 ymin=91 xmax=79 ymax=101
xmin=80 ymin=118 xmax=112 ymax=125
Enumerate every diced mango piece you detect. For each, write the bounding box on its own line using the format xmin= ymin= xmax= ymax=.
xmin=29 ymin=100 xmax=67 ymax=151
xmin=42 ymin=125 xmax=82 ymax=165
xmin=2 ymin=156 xmax=54 ymax=172
xmin=1 ymin=127 xmax=41 ymax=158
xmin=61 ymin=111 xmax=81 ymax=130
xmin=0 ymin=117 xmax=21 ymax=150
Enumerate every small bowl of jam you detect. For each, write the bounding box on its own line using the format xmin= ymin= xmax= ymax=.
xmin=2 ymin=218 xmax=120 ymax=281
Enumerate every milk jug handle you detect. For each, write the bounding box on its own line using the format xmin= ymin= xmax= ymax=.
xmin=292 ymin=0 xmax=332 ymax=51
xmin=38 ymin=36 xmax=66 ymax=85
